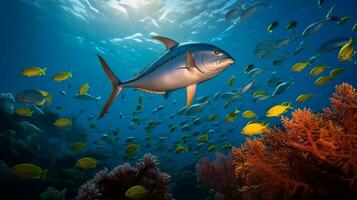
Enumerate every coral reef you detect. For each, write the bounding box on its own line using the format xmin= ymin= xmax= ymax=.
xmin=0 ymin=93 xmax=15 ymax=116
xmin=231 ymin=83 xmax=357 ymax=200
xmin=77 ymin=154 xmax=172 ymax=200
xmin=196 ymin=153 xmax=240 ymax=200
xmin=40 ymin=187 xmax=67 ymax=200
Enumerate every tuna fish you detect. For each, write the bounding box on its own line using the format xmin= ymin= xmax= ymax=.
xmin=97 ymin=36 xmax=234 ymax=119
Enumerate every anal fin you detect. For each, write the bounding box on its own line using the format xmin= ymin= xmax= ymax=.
xmin=186 ymin=84 xmax=197 ymax=107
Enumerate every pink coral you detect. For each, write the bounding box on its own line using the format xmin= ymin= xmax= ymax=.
xmin=77 ymin=154 xmax=172 ymax=200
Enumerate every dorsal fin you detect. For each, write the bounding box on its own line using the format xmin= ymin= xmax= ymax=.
xmin=152 ymin=36 xmax=178 ymax=49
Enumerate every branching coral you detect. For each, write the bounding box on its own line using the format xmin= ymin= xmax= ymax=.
xmin=230 ymin=83 xmax=357 ymax=200
xmin=77 ymin=154 xmax=172 ymax=200
xmin=196 ymin=153 xmax=240 ymax=200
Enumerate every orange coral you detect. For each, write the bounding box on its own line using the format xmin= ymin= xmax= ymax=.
xmin=232 ymin=83 xmax=357 ymax=200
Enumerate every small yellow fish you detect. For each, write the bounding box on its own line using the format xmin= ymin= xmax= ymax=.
xmin=314 ymin=76 xmax=331 ymax=86
xmin=126 ymin=143 xmax=140 ymax=155
xmin=11 ymin=163 xmax=47 ymax=179
xmin=22 ymin=67 xmax=47 ymax=77
xmin=75 ymin=157 xmax=97 ymax=169
xmin=225 ymin=109 xmax=240 ymax=123
xmin=208 ymin=114 xmax=219 ymax=121
xmin=78 ymin=82 xmax=89 ymax=95
xmin=175 ymin=145 xmax=188 ymax=153
xmin=125 ymin=185 xmax=148 ymax=200
xmin=54 ymin=118 xmax=72 ymax=127
xmin=338 ymin=38 xmax=355 ymax=62
xmin=266 ymin=102 xmax=291 ymax=117
xmin=242 ymin=122 xmax=269 ymax=136
xmin=242 ymin=110 xmax=257 ymax=118
xmin=310 ymin=65 xmax=328 ymax=77
xmin=52 ymin=72 xmax=73 ymax=82
xmin=329 ymin=67 xmax=344 ymax=78
xmin=207 ymin=145 xmax=217 ymax=152
xmin=292 ymin=62 xmax=310 ymax=72
xmin=227 ymin=75 xmax=236 ymax=86
xmin=197 ymin=134 xmax=209 ymax=143
xmin=296 ymin=93 xmax=313 ymax=103
xmin=15 ymin=107 xmax=33 ymax=117
xmin=253 ymin=90 xmax=267 ymax=97
xmin=70 ymin=142 xmax=87 ymax=151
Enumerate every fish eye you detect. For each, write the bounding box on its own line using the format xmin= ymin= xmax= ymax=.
xmin=214 ymin=50 xmax=220 ymax=55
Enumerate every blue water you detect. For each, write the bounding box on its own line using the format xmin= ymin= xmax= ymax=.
xmin=1 ymin=0 xmax=357 ymax=198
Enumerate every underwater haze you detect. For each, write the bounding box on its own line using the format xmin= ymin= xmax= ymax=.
xmin=1 ymin=0 xmax=357 ymax=199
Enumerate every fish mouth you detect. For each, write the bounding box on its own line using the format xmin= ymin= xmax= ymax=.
xmin=220 ymin=58 xmax=235 ymax=66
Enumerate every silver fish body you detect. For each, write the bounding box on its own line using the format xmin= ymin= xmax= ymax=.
xmin=74 ymin=93 xmax=101 ymax=102
xmin=97 ymin=36 xmax=234 ymax=118
xmin=123 ymin=43 xmax=232 ymax=92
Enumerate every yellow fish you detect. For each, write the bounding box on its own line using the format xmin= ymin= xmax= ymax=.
xmin=54 ymin=118 xmax=72 ymax=127
xmin=253 ymin=90 xmax=267 ymax=97
xmin=15 ymin=107 xmax=33 ymax=117
xmin=197 ymin=134 xmax=209 ymax=143
xmin=125 ymin=185 xmax=148 ymax=200
xmin=78 ymin=82 xmax=89 ymax=95
xmin=207 ymin=145 xmax=217 ymax=152
xmin=310 ymin=65 xmax=328 ymax=77
xmin=70 ymin=142 xmax=87 ymax=151
xmin=242 ymin=110 xmax=257 ymax=118
xmin=175 ymin=145 xmax=188 ymax=153
xmin=329 ymin=67 xmax=344 ymax=78
xmin=52 ymin=72 xmax=73 ymax=82
xmin=11 ymin=163 xmax=47 ymax=179
xmin=126 ymin=143 xmax=140 ymax=155
xmin=266 ymin=102 xmax=291 ymax=117
xmin=338 ymin=38 xmax=355 ymax=62
xmin=291 ymin=62 xmax=310 ymax=72
xmin=208 ymin=114 xmax=219 ymax=121
xmin=242 ymin=121 xmax=269 ymax=136
xmin=315 ymin=76 xmax=331 ymax=86
xmin=225 ymin=109 xmax=240 ymax=123
xmin=227 ymin=75 xmax=236 ymax=87
xmin=22 ymin=67 xmax=47 ymax=77
xmin=296 ymin=93 xmax=313 ymax=103
xmin=75 ymin=157 xmax=97 ymax=169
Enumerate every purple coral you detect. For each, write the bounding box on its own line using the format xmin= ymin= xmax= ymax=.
xmin=196 ymin=153 xmax=240 ymax=200
xmin=77 ymin=154 xmax=172 ymax=200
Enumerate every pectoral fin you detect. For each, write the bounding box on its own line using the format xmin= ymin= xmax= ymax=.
xmin=152 ymin=36 xmax=178 ymax=49
xmin=186 ymin=84 xmax=197 ymax=107
xmin=186 ymin=50 xmax=197 ymax=71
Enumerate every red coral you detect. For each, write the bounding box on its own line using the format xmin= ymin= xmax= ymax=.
xmin=196 ymin=153 xmax=240 ymax=200
xmin=77 ymin=154 xmax=172 ymax=200
xmin=231 ymin=83 xmax=357 ymax=200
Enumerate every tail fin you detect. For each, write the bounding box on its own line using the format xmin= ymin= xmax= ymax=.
xmin=325 ymin=5 xmax=337 ymax=21
xmin=97 ymin=55 xmax=122 ymax=119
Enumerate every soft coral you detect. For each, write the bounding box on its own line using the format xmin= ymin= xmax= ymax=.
xmin=231 ymin=83 xmax=357 ymax=199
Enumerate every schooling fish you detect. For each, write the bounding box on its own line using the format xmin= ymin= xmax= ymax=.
xmin=97 ymin=36 xmax=234 ymax=119
xmin=73 ymin=93 xmax=101 ymax=102
xmin=303 ymin=5 xmax=339 ymax=37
